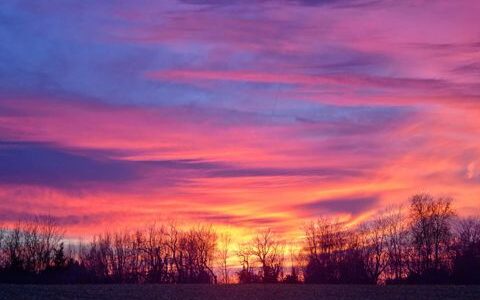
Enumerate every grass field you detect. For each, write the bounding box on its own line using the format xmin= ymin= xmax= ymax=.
xmin=1 ymin=284 xmax=480 ymax=300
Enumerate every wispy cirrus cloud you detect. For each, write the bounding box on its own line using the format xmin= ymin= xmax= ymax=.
xmin=0 ymin=0 xmax=480 ymax=238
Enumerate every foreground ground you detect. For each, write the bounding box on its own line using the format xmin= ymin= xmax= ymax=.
xmin=1 ymin=284 xmax=480 ymax=300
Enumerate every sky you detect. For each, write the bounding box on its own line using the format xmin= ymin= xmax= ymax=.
xmin=1 ymin=0 xmax=480 ymax=239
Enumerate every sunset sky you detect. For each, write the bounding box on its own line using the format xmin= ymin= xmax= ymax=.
xmin=1 ymin=0 xmax=480 ymax=239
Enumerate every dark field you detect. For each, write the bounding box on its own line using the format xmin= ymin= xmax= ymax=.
xmin=1 ymin=285 xmax=480 ymax=300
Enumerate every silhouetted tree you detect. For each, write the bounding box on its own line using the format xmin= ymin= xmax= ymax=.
xmin=250 ymin=229 xmax=284 ymax=283
xmin=237 ymin=243 xmax=259 ymax=283
xmin=0 ymin=216 xmax=64 ymax=283
xmin=143 ymin=224 xmax=169 ymax=283
xmin=451 ymin=217 xmax=480 ymax=284
xmin=236 ymin=229 xmax=284 ymax=283
xmin=358 ymin=216 xmax=389 ymax=284
xmin=338 ymin=232 xmax=370 ymax=284
xmin=303 ymin=218 xmax=347 ymax=283
xmin=384 ymin=207 xmax=409 ymax=284
xmin=53 ymin=242 xmax=67 ymax=269
xmin=407 ymin=194 xmax=455 ymax=283
xmin=78 ymin=224 xmax=218 ymax=284
xmin=82 ymin=233 xmax=112 ymax=283
xmin=218 ymin=232 xmax=231 ymax=284
xmin=178 ymin=225 xmax=217 ymax=283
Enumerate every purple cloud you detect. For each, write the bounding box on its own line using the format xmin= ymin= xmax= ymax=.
xmin=297 ymin=196 xmax=379 ymax=216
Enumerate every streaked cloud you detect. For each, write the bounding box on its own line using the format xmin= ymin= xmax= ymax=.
xmin=0 ymin=0 xmax=479 ymax=238
xmin=296 ymin=196 xmax=379 ymax=216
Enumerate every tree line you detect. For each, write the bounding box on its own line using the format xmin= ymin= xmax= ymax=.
xmin=0 ymin=193 xmax=479 ymax=284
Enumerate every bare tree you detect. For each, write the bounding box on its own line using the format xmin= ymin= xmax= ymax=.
xmin=409 ymin=194 xmax=455 ymax=281
xmin=188 ymin=225 xmax=217 ymax=283
xmin=384 ymin=206 xmax=408 ymax=282
xmin=250 ymin=229 xmax=284 ymax=283
xmin=359 ymin=216 xmax=389 ymax=284
xmin=237 ymin=242 xmax=257 ymax=283
xmin=83 ymin=233 xmax=112 ymax=282
xmin=455 ymin=217 xmax=480 ymax=249
xmin=4 ymin=224 xmax=23 ymax=272
xmin=143 ymin=223 xmax=168 ymax=283
xmin=451 ymin=216 xmax=480 ymax=283
xmin=1 ymin=216 xmax=64 ymax=274
xmin=111 ymin=231 xmax=131 ymax=282
xmin=36 ymin=216 xmax=64 ymax=271
xmin=165 ymin=222 xmax=181 ymax=282
xmin=218 ymin=232 xmax=231 ymax=284
xmin=303 ymin=218 xmax=347 ymax=283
